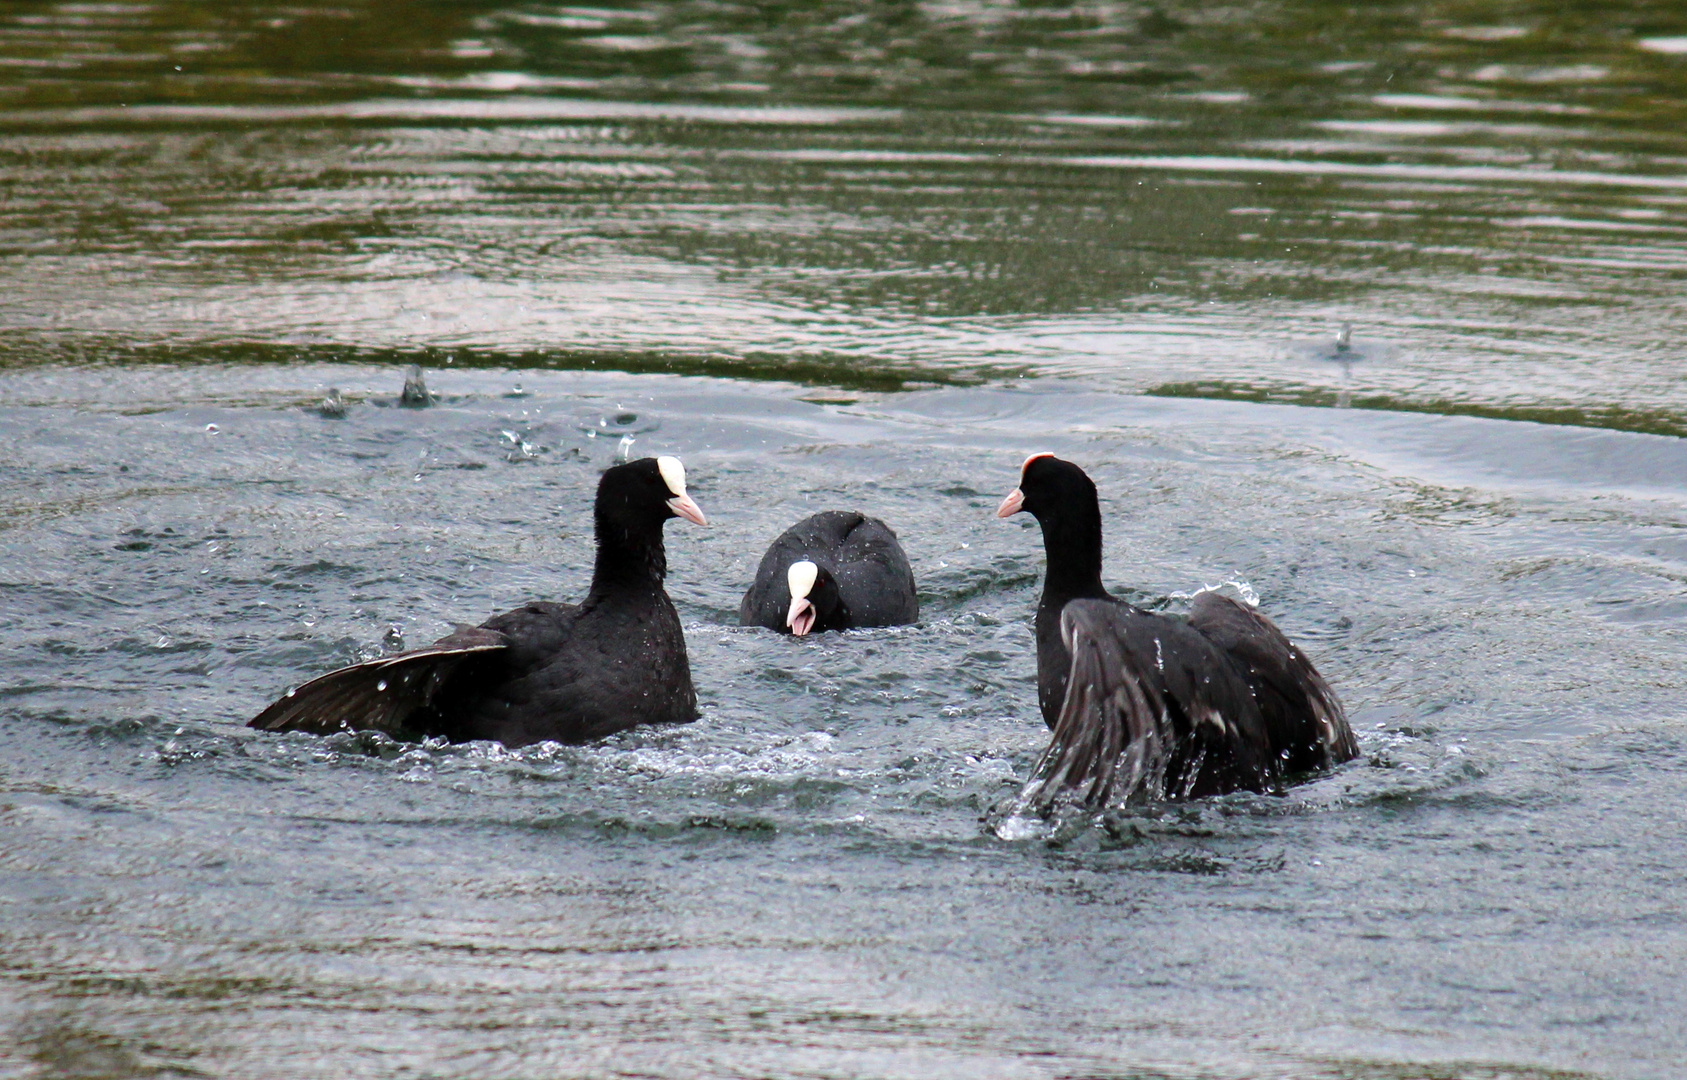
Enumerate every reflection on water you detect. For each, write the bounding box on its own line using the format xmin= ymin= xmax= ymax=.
xmin=4 ymin=4 xmax=1687 ymax=1078
xmin=3 ymin=1 xmax=1687 ymax=427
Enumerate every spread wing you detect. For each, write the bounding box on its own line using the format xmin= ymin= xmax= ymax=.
xmin=1187 ymin=591 xmax=1357 ymax=772
xmin=247 ymin=625 xmax=506 ymax=738
xmin=1021 ymin=600 xmax=1268 ymax=812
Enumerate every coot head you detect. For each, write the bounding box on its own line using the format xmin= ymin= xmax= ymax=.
xmin=596 ymin=455 xmax=707 ymax=532
xmin=996 ymin=453 xmax=1097 ymax=523
xmin=784 ymin=559 xmax=846 ymax=636
xmin=996 ymin=453 xmax=1105 ymax=598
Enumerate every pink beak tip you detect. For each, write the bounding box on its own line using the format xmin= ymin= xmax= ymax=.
xmin=668 ymin=494 xmax=707 ymax=526
xmin=787 ymin=598 xmax=815 ymax=636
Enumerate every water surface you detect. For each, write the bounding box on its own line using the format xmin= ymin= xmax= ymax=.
xmin=3 ymin=4 xmax=1687 ymax=1078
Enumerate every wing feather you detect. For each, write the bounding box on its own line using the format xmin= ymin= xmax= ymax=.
xmin=1022 ymin=602 xmax=1173 ymax=811
xmin=1188 ymin=591 xmax=1358 ymax=771
xmin=247 ymin=635 xmax=505 ymax=737
xmin=1020 ymin=600 xmax=1276 ymax=811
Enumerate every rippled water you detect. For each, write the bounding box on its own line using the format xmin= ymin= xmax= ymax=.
xmin=4 ymin=4 xmax=1687 ymax=1078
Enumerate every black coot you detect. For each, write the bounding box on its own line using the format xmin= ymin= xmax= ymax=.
xmin=997 ymin=453 xmax=1358 ymax=808
xmin=739 ymin=511 xmax=918 ymax=635
xmin=249 ymin=456 xmax=707 ymax=747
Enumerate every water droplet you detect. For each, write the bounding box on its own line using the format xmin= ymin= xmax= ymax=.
xmin=376 ymin=680 xmax=388 ymax=692
xmin=400 ymin=365 xmax=430 ymax=407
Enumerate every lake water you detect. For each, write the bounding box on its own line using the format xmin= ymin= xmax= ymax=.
xmin=3 ymin=3 xmax=1686 ymax=1078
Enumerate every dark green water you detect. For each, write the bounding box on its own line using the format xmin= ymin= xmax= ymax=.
xmin=3 ymin=4 xmax=1686 ymax=1078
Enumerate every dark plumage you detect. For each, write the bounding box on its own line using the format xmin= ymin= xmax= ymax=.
xmin=998 ymin=453 xmax=1358 ymax=808
xmin=248 ymin=456 xmax=706 ymax=747
xmin=739 ymin=511 xmax=919 ymax=635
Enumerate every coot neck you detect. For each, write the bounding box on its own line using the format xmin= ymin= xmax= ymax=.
xmin=589 ymin=514 xmax=668 ymax=597
xmin=814 ymin=598 xmax=852 ymax=633
xmin=1035 ymin=503 xmax=1108 ymax=606
xmin=810 ymin=567 xmax=849 ymax=632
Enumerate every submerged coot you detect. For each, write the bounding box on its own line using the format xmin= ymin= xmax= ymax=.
xmin=249 ymin=456 xmax=707 ymax=747
xmin=739 ymin=511 xmax=918 ymax=635
xmin=997 ymin=453 xmax=1358 ymax=808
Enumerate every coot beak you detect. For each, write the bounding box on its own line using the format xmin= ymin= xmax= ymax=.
xmin=787 ymin=596 xmax=816 ymax=636
xmin=667 ymin=492 xmax=707 ymax=526
xmin=996 ymin=487 xmax=1024 ymax=517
